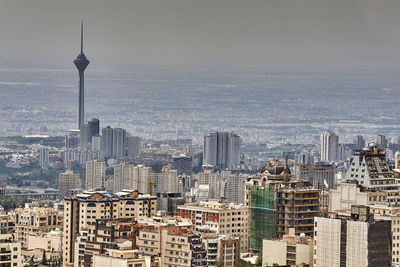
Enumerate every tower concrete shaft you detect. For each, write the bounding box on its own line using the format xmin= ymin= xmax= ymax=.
xmin=73 ymin=21 xmax=90 ymax=129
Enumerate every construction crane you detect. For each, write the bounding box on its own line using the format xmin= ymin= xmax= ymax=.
xmin=262 ymin=154 xmax=326 ymax=171
xmin=106 ymin=217 xmax=157 ymax=248
xmin=127 ymin=178 xmax=154 ymax=195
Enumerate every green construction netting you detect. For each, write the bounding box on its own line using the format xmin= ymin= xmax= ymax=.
xmin=249 ymin=186 xmax=276 ymax=251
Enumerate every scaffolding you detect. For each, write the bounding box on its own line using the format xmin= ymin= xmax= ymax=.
xmin=249 ymin=187 xmax=276 ymax=251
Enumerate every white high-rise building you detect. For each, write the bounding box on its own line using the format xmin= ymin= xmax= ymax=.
xmin=196 ymin=167 xmax=222 ymax=200
xmin=226 ymin=172 xmax=247 ymax=204
xmin=85 ymin=159 xmax=106 ymax=190
xmin=113 ymin=163 xmax=152 ymax=194
xmin=320 ymin=131 xmax=339 ymax=162
xmin=203 ymin=132 xmax=241 ymax=169
xmin=39 ymin=147 xmax=49 ymax=169
xmin=113 ymin=162 xmax=133 ymax=193
xmin=150 ymin=165 xmax=178 ymax=193
xmin=131 ymin=165 xmax=151 ymax=194
xmin=314 ymin=206 xmax=392 ymax=267
xmin=91 ymin=135 xmax=101 ymax=152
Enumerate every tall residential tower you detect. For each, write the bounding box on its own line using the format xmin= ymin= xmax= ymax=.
xmin=203 ymin=132 xmax=241 ymax=169
xmin=320 ymin=130 xmax=339 ymax=162
xmin=73 ymin=21 xmax=90 ymax=129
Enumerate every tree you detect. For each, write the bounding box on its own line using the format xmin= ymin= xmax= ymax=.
xmin=41 ymin=249 xmax=48 ymax=265
xmin=234 ymin=259 xmax=254 ymax=267
xmin=215 ymin=261 xmax=224 ymax=267
xmin=255 ymin=252 xmax=262 ymax=266
xmin=24 ymin=256 xmax=36 ymax=267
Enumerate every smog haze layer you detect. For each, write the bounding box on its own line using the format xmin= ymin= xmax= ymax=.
xmin=1 ymin=0 xmax=400 ymax=144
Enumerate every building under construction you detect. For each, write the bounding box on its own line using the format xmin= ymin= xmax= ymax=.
xmin=245 ymin=162 xmax=321 ymax=251
xmin=346 ymin=144 xmax=400 ymax=205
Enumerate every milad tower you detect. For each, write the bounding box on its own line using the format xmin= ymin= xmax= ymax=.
xmin=73 ymin=21 xmax=90 ymax=129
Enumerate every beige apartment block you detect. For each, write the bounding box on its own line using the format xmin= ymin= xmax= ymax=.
xmin=177 ymin=201 xmax=249 ymax=252
xmin=262 ymin=228 xmax=312 ymax=267
xmin=94 ymin=250 xmax=160 ymax=267
xmin=0 ymin=215 xmax=22 ymax=267
xmin=93 ymin=240 xmax=160 ymax=267
xmin=12 ymin=205 xmax=63 ymax=249
xmin=26 ymin=229 xmax=61 ymax=253
xmin=63 ymin=190 xmax=156 ymax=267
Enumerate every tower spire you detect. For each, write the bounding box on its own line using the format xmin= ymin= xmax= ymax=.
xmin=74 ymin=21 xmax=90 ymax=129
xmin=81 ymin=20 xmax=84 ymax=54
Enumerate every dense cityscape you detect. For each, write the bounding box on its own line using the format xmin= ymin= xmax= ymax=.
xmin=3 ymin=1 xmax=400 ymax=267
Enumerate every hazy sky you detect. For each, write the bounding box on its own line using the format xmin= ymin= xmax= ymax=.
xmin=1 ymin=0 xmax=400 ymax=68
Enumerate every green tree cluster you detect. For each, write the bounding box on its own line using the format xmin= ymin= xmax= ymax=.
xmin=0 ymin=196 xmax=31 ymax=211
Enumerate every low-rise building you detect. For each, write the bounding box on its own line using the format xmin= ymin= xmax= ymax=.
xmin=93 ymin=241 xmax=160 ymax=267
xmin=262 ymin=228 xmax=312 ymax=267
xmin=26 ymin=229 xmax=62 ymax=253
xmin=203 ymin=234 xmax=240 ymax=267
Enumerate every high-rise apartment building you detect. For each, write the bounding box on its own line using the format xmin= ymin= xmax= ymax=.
xmin=320 ymin=130 xmax=339 ymax=162
xmin=172 ymin=154 xmax=192 ymax=176
xmin=377 ymin=134 xmax=388 ymax=149
xmin=79 ymin=123 xmax=90 ymax=150
xmin=85 ymin=159 xmax=106 ymax=190
xmin=130 ymin=165 xmax=151 ymax=194
xmin=112 ymin=128 xmax=126 ymax=158
xmin=225 ymin=172 xmax=247 ymax=204
xmin=127 ymin=136 xmax=142 ymax=157
xmin=65 ymin=131 xmax=80 ymax=149
xmin=91 ymin=135 xmax=101 ymax=152
xmin=151 ymin=165 xmax=178 ymax=194
xmin=354 ymin=135 xmax=365 ymax=149
xmin=196 ymin=167 xmax=222 ymax=200
xmin=62 ymin=149 xmax=100 ymax=168
xmin=203 ymin=132 xmax=241 ymax=169
xmin=88 ymin=118 xmax=100 ymax=140
xmin=295 ymin=163 xmax=335 ymax=189
xmin=62 ymin=190 xmax=157 ymax=267
xmin=156 ymin=192 xmax=185 ymax=215
xmin=314 ymin=205 xmax=392 ymax=267
xmin=39 ymin=147 xmax=49 ymax=169
xmin=101 ymin=126 xmax=114 ymax=159
xmin=113 ymin=162 xmax=133 ymax=193
xmin=58 ymin=170 xmax=82 ymax=199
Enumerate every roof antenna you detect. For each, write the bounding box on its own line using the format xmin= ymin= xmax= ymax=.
xmin=81 ymin=20 xmax=84 ymax=54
